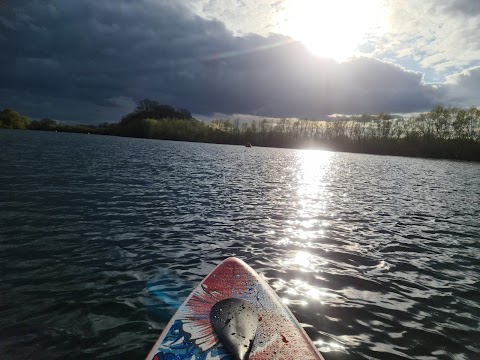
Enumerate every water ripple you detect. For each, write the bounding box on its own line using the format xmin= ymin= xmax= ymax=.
xmin=1 ymin=130 xmax=479 ymax=359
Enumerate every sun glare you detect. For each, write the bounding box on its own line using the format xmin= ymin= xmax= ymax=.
xmin=278 ymin=0 xmax=386 ymax=60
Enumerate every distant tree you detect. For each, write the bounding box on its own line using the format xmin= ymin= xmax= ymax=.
xmin=374 ymin=119 xmax=392 ymax=139
xmin=232 ymin=118 xmax=240 ymax=134
xmin=355 ymin=113 xmax=372 ymax=123
xmin=153 ymin=104 xmax=177 ymax=119
xmin=135 ymin=99 xmax=160 ymax=113
xmin=452 ymin=108 xmax=469 ymax=140
xmin=346 ymin=121 xmax=362 ymax=140
xmin=90 ymin=104 xmax=480 ymax=160
xmin=430 ymin=106 xmax=450 ymax=140
xmin=0 ymin=108 xmax=30 ymax=129
xmin=377 ymin=112 xmax=393 ymax=121
xmin=20 ymin=116 xmax=31 ymax=129
xmin=40 ymin=118 xmax=57 ymax=129
xmin=119 ymin=99 xmax=194 ymax=133
xmin=177 ymin=108 xmax=193 ymax=119
xmin=28 ymin=117 xmax=57 ymax=130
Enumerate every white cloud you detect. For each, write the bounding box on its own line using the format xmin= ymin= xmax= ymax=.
xmin=441 ymin=66 xmax=480 ymax=107
xmin=192 ymin=0 xmax=480 ymax=77
xmin=356 ymin=1 xmax=480 ymax=75
xmin=188 ymin=0 xmax=280 ymax=35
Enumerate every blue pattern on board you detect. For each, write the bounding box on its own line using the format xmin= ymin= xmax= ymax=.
xmin=156 ymin=320 xmax=230 ymax=360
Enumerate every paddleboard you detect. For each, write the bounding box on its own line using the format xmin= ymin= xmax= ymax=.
xmin=146 ymin=257 xmax=324 ymax=360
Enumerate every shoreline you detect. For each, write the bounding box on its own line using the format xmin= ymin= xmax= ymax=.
xmin=5 ymin=128 xmax=480 ymax=162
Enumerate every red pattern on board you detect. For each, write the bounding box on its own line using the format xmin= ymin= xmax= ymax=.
xmin=147 ymin=257 xmax=324 ymax=360
xmin=176 ymin=258 xmax=322 ymax=359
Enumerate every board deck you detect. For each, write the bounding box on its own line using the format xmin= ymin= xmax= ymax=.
xmin=146 ymin=257 xmax=324 ymax=360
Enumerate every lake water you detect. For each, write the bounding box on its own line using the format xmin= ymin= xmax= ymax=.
xmin=1 ymin=129 xmax=479 ymax=359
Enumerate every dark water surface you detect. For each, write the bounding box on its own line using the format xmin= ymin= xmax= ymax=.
xmin=1 ymin=130 xmax=479 ymax=359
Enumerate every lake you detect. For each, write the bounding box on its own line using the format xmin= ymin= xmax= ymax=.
xmin=1 ymin=129 xmax=479 ymax=359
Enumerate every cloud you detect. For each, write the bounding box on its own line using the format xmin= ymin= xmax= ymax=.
xmin=188 ymin=0 xmax=281 ymax=35
xmin=441 ymin=66 xmax=480 ymax=107
xmin=0 ymin=88 xmax=126 ymax=123
xmin=0 ymin=0 xmax=472 ymax=123
xmin=438 ymin=0 xmax=480 ymax=16
xmin=105 ymin=96 xmax=136 ymax=109
xmin=372 ymin=1 xmax=480 ymax=74
xmin=196 ymin=50 xmax=437 ymax=117
xmin=194 ymin=0 xmax=480 ymax=76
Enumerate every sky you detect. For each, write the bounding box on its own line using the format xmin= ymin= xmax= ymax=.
xmin=1 ymin=0 xmax=480 ymax=124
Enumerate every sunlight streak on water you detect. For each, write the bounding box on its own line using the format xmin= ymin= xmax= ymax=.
xmin=277 ymin=150 xmax=335 ymax=315
xmin=281 ymin=150 xmax=333 ymax=250
xmin=294 ymin=250 xmax=312 ymax=266
xmin=296 ymin=149 xmax=332 ymax=197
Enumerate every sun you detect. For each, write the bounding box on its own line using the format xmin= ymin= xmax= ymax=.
xmin=277 ymin=0 xmax=386 ymax=60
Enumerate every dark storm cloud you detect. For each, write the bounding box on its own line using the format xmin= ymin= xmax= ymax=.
xmin=0 ymin=0 xmax=438 ymax=123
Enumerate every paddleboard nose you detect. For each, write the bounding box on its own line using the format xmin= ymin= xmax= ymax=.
xmin=210 ymin=298 xmax=258 ymax=360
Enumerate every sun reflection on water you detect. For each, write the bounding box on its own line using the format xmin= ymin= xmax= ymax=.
xmin=278 ymin=149 xmax=333 ymax=249
xmin=276 ymin=150 xmax=348 ymax=353
xmin=297 ymin=149 xmax=332 ymax=198
xmin=296 ymin=149 xmax=332 ymax=232
xmin=279 ymin=149 xmax=335 ymax=278
xmin=314 ymin=339 xmax=347 ymax=354
xmin=277 ymin=251 xmax=339 ymax=307
xmin=280 ymin=250 xmax=319 ymax=272
xmin=277 ymin=275 xmax=341 ymax=308
xmin=294 ymin=250 xmax=311 ymax=267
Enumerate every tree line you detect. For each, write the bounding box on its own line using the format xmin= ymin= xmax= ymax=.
xmin=1 ymin=102 xmax=479 ymax=161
